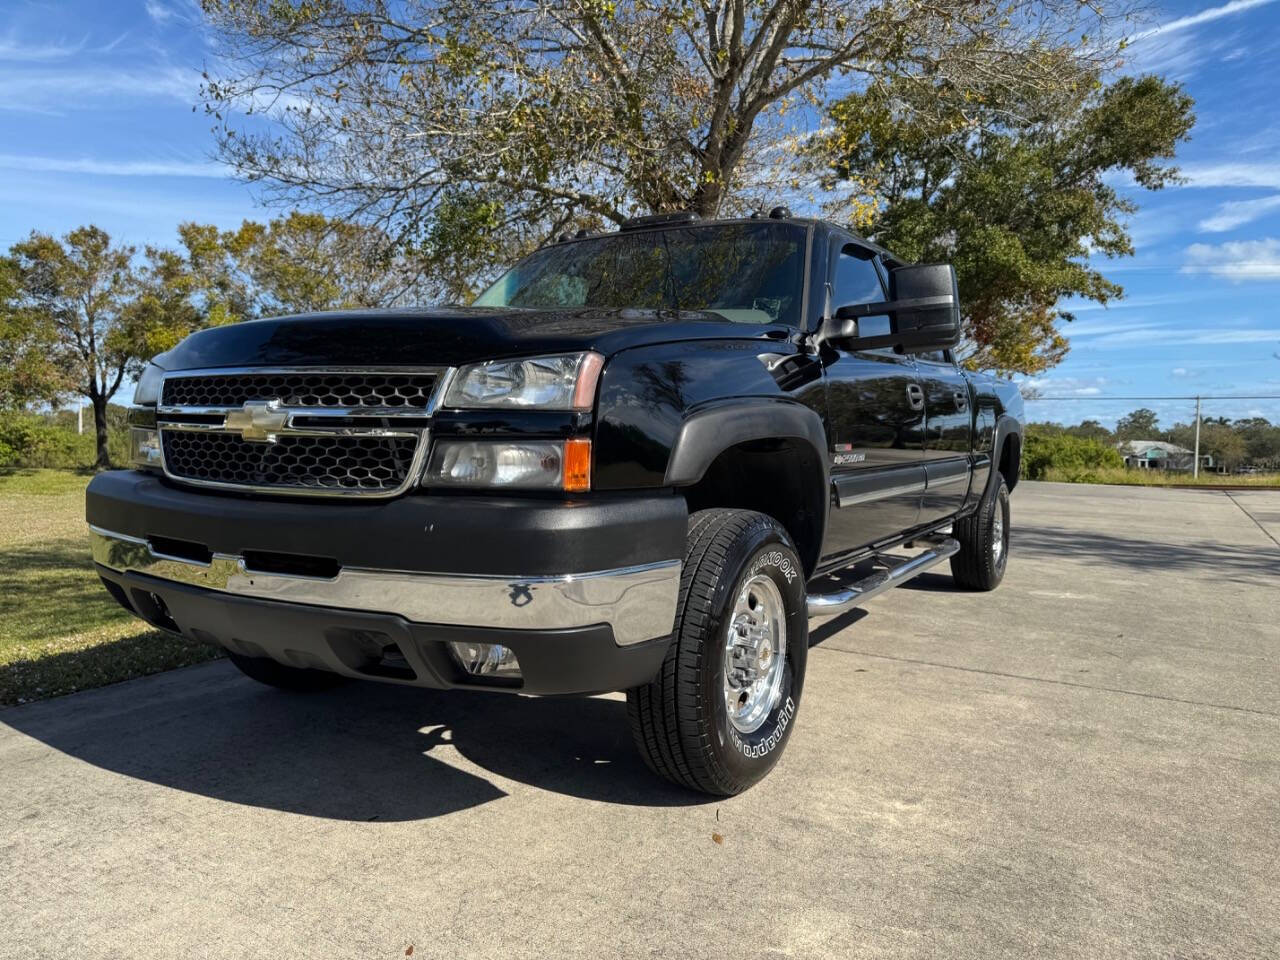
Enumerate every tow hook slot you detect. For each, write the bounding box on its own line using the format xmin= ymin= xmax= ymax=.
xmin=241 ymin=550 xmax=341 ymax=580
xmin=147 ymin=535 xmax=213 ymax=566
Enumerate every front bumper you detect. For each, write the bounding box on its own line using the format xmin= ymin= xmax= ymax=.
xmin=86 ymin=471 xmax=686 ymax=694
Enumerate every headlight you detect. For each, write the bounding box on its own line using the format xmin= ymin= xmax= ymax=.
xmin=129 ymin=427 xmax=163 ymax=470
xmin=133 ymin=363 xmax=165 ymax=407
xmin=425 ymin=438 xmax=591 ymax=492
xmin=444 ymin=353 xmax=604 ymax=410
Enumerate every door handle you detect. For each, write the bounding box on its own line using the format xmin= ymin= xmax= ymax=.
xmin=953 ymin=390 xmax=968 ymax=410
xmin=905 ymin=384 xmax=925 ymax=411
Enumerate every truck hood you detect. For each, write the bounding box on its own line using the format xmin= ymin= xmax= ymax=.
xmin=156 ymin=306 xmax=791 ymax=371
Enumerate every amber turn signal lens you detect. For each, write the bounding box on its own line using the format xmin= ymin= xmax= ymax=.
xmin=563 ymin=437 xmax=591 ymax=492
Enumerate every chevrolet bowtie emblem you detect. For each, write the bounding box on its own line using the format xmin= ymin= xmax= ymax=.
xmin=224 ymin=399 xmax=289 ymax=443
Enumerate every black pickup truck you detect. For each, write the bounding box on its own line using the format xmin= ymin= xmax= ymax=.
xmin=87 ymin=210 xmax=1023 ymax=795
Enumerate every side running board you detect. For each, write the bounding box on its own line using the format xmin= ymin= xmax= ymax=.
xmin=806 ymin=537 xmax=960 ymax=619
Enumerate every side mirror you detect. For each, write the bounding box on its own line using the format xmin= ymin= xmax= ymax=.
xmin=826 ymin=263 xmax=961 ymax=352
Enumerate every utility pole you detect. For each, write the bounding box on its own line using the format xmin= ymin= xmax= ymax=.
xmin=77 ymin=401 xmax=83 ymax=435
xmin=1193 ymin=396 xmax=1201 ymax=478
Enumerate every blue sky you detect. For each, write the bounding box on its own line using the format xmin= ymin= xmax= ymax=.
xmin=2 ymin=0 xmax=1280 ymax=428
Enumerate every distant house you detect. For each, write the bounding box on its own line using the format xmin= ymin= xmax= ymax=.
xmin=1115 ymin=440 xmax=1214 ymax=472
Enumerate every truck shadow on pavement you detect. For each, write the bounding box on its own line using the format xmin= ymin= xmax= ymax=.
xmin=2 ymin=665 xmax=711 ymax=821
xmin=1012 ymin=524 xmax=1279 ymax=584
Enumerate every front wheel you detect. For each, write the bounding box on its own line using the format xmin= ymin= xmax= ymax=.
xmin=627 ymin=509 xmax=808 ymax=795
xmin=950 ymin=473 xmax=1010 ymax=591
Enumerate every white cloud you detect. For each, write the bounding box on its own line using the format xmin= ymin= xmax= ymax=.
xmin=1061 ymin=294 xmax=1196 ymax=315
xmin=1198 ymin=194 xmax=1280 ymax=232
xmin=0 ymin=33 xmax=86 ymax=62
xmin=1064 ymin=318 xmax=1168 ymax=340
xmin=1019 ymin=376 xmax=1111 ymax=396
xmin=1183 ymin=238 xmax=1280 ymax=280
xmin=0 ymin=65 xmax=196 ymax=113
xmin=145 ymin=0 xmax=174 ymax=23
xmin=1181 ymin=163 xmax=1280 ymax=189
xmin=1066 ymin=318 xmax=1280 ymax=349
xmin=1171 ymin=367 xmax=1189 ymax=377
xmin=144 ymin=0 xmax=203 ymax=26
xmin=1129 ymin=0 xmax=1279 ymax=42
xmin=0 ymin=153 xmax=228 ymax=178
xmin=1122 ymin=1 xmax=1276 ymax=76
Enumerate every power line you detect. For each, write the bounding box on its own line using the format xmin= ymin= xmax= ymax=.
xmin=1029 ymin=394 xmax=1280 ymax=401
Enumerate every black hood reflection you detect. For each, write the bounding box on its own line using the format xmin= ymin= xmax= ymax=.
xmin=156 ymin=306 xmax=792 ymax=371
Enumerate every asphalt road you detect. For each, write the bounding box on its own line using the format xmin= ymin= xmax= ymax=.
xmin=2 ymin=482 xmax=1277 ymax=959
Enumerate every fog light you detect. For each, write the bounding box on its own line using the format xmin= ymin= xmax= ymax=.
xmin=129 ymin=427 xmax=163 ymax=469
xmin=446 ymin=641 xmax=521 ymax=679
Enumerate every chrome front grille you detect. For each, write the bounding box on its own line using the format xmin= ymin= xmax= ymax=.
xmin=161 ymin=432 xmax=421 ymax=492
xmin=161 ymin=371 xmax=438 ymax=409
xmin=155 ymin=367 xmax=449 ymax=498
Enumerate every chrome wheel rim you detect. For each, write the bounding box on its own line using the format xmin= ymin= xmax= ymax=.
xmin=992 ymin=504 xmax=1006 ymax=566
xmin=724 ymin=574 xmax=787 ymax=735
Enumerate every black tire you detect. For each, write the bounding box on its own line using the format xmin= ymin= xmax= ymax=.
xmin=627 ymin=509 xmax=808 ymax=796
xmin=950 ymin=473 xmax=1010 ymax=591
xmin=225 ymin=651 xmax=348 ymax=692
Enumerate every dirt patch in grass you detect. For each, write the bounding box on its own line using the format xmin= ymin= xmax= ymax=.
xmin=0 ymin=470 xmax=220 ymax=707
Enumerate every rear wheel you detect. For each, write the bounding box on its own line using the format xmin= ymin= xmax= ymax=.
xmin=950 ymin=473 xmax=1010 ymax=591
xmin=627 ymin=509 xmax=808 ymax=795
xmin=225 ymin=651 xmax=348 ymax=692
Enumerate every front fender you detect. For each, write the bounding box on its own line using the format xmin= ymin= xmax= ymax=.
xmin=664 ymin=399 xmax=829 ymax=487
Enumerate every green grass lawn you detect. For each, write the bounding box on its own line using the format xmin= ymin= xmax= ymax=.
xmin=0 ymin=469 xmax=220 ymax=707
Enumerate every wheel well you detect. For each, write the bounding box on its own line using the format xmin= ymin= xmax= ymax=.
xmin=680 ymin=438 xmax=825 ymax=576
xmin=999 ymin=432 xmax=1022 ymax=491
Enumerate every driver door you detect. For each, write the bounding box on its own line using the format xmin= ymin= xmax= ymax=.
xmin=819 ymin=239 xmax=926 ymax=566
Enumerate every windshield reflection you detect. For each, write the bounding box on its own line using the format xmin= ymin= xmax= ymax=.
xmin=475 ymin=223 xmax=806 ymax=327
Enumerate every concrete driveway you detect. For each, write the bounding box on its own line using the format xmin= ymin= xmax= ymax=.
xmin=2 ymin=482 xmax=1277 ymax=959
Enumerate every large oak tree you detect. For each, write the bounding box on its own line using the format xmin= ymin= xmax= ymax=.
xmin=200 ymin=0 xmax=1138 ymax=294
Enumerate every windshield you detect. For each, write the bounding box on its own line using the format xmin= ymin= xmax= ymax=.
xmin=474 ymin=222 xmax=806 ymax=326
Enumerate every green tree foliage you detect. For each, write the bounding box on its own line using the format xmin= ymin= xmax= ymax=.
xmin=3 ymin=228 xmax=202 ymax=468
xmin=1037 ymin=414 xmax=1279 ymax=475
xmin=178 ymin=212 xmax=427 ymax=320
xmin=811 ymin=73 xmax=1194 ymax=374
xmin=1200 ymin=424 xmax=1248 ymax=472
xmin=1024 ymin=427 xmax=1123 ymax=480
xmin=1065 ymin=419 xmax=1113 ymax=442
xmin=1114 ymin=408 xmax=1162 ymax=440
xmin=1231 ymin=418 xmax=1280 ymax=467
xmin=199 ymin=0 xmax=1139 ymax=289
xmin=0 ymin=408 xmax=130 ymax=470
xmin=0 ymin=256 xmax=70 ymax=409
xmin=1166 ymin=420 xmax=1252 ymax=472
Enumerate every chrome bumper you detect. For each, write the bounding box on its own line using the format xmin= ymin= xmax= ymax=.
xmin=90 ymin=527 xmax=680 ymax=647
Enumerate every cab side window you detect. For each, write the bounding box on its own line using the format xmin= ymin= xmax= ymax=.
xmin=831 ymin=245 xmax=890 ymax=338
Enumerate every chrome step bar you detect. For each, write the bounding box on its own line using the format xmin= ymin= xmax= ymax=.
xmin=806 ymin=537 xmax=960 ymax=619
